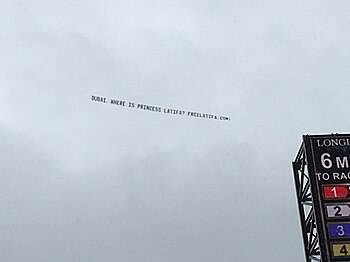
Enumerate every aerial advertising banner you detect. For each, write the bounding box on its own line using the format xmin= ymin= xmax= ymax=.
xmin=91 ymin=95 xmax=231 ymax=121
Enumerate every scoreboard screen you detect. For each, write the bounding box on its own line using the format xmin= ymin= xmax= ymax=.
xmin=304 ymin=134 xmax=350 ymax=261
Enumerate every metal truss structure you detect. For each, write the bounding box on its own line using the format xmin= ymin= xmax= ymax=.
xmin=293 ymin=144 xmax=321 ymax=262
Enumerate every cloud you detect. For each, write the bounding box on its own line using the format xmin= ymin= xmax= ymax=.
xmin=2 ymin=0 xmax=350 ymax=261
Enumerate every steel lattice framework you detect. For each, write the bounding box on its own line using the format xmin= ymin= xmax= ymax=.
xmin=293 ymin=144 xmax=321 ymax=262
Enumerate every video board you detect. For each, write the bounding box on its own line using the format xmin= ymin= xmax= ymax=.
xmin=304 ymin=134 xmax=350 ymax=261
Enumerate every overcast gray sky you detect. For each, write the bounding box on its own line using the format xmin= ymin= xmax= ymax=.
xmin=1 ymin=0 xmax=350 ymax=261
